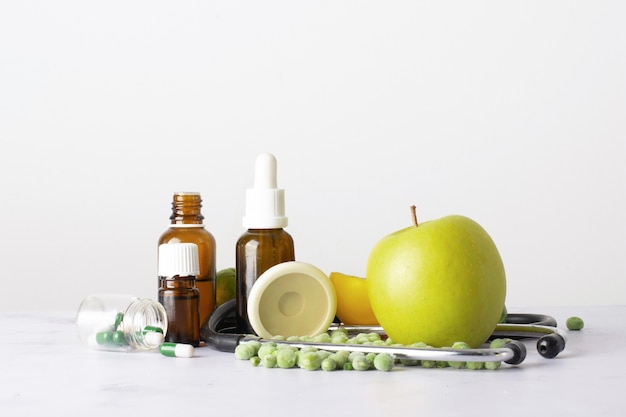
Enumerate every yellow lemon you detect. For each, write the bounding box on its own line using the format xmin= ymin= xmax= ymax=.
xmin=216 ymin=267 xmax=236 ymax=307
xmin=329 ymin=272 xmax=379 ymax=325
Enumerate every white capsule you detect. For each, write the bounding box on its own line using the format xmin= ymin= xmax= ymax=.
xmin=160 ymin=342 xmax=195 ymax=358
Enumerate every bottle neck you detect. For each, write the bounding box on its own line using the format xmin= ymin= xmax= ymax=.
xmin=170 ymin=193 xmax=205 ymax=225
xmin=159 ymin=275 xmax=198 ymax=289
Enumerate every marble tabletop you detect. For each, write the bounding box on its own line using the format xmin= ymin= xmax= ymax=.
xmin=1 ymin=305 xmax=624 ymax=417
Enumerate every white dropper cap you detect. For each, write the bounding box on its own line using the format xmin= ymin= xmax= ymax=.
xmin=158 ymin=243 xmax=200 ymax=277
xmin=242 ymin=153 xmax=288 ymax=229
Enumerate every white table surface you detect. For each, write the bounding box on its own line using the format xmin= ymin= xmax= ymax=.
xmin=1 ymin=305 xmax=624 ymax=417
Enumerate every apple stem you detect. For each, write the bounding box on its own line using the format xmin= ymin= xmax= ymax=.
xmin=410 ymin=205 xmax=419 ymax=227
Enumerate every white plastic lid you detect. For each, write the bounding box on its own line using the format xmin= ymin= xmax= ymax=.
xmin=247 ymin=261 xmax=337 ymax=339
xmin=242 ymin=153 xmax=288 ymax=229
xmin=158 ymin=243 xmax=200 ymax=277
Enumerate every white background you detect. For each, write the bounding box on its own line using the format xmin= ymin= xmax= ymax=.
xmin=1 ymin=1 xmax=624 ymax=311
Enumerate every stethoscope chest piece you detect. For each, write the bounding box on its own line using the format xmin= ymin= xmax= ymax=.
xmin=247 ymin=261 xmax=337 ymax=339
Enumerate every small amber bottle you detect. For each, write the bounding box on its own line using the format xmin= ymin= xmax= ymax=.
xmin=158 ymin=192 xmax=216 ymax=331
xmin=158 ymin=242 xmax=200 ymax=346
xmin=236 ymin=153 xmax=295 ymax=333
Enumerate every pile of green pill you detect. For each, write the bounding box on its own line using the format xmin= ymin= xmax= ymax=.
xmin=234 ymin=328 xmax=510 ymax=372
xmin=94 ymin=313 xmax=129 ymax=347
xmin=93 ymin=312 xmax=165 ymax=349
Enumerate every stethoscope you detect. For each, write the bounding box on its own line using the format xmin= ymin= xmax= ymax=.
xmin=200 ymin=300 xmax=567 ymax=366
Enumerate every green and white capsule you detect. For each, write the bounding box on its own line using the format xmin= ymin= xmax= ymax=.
xmin=160 ymin=342 xmax=195 ymax=358
xmin=142 ymin=326 xmax=165 ymax=347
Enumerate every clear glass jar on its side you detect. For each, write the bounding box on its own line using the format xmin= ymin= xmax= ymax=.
xmin=76 ymin=294 xmax=168 ymax=351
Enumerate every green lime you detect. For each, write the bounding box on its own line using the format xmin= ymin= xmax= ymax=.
xmin=216 ymin=267 xmax=236 ymax=307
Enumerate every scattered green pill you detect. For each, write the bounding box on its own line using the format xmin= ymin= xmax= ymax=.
xmin=400 ymin=358 xmax=420 ymax=366
xmin=160 ymin=342 xmax=194 ymax=358
xmin=328 ymin=352 xmax=348 ymax=368
xmin=312 ymin=333 xmax=332 ymax=343
xmin=373 ymin=353 xmax=394 ymax=371
xmin=365 ymin=352 xmax=377 ymax=364
xmin=466 ymin=361 xmax=484 ymax=370
xmin=321 ymin=357 xmax=337 ymax=371
xmin=421 ymin=359 xmax=437 ymax=368
xmin=276 ymin=349 xmax=297 ymax=369
xmin=317 ymin=350 xmax=332 ymax=361
xmin=246 ymin=341 xmax=262 ymax=355
xmin=351 ymin=355 xmax=372 ymax=371
xmin=348 ymin=351 xmax=365 ymax=362
xmin=96 ymin=331 xmax=114 ymax=345
xmin=566 ymin=316 xmax=584 ymax=330
xmin=449 ymin=342 xmax=470 ymax=369
xmin=235 ymin=344 xmax=256 ymax=360
xmin=112 ymin=330 xmax=128 ymax=346
xmin=330 ymin=329 xmax=349 ymax=344
xmin=257 ymin=343 xmax=277 ymax=359
xmin=261 ymin=353 xmax=277 ymax=368
xmin=299 ymin=352 xmax=322 ymax=371
xmin=484 ymin=338 xmax=512 ymax=370
xmin=114 ymin=313 xmax=124 ymax=329
xmin=489 ymin=338 xmax=513 ymax=349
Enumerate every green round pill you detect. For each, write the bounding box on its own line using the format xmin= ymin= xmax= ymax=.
xmin=299 ymin=352 xmax=322 ymax=371
xmin=566 ymin=316 xmax=584 ymax=330
xmin=112 ymin=330 xmax=128 ymax=346
xmin=276 ymin=349 xmax=297 ymax=369
xmin=234 ymin=344 xmax=255 ymax=360
xmin=321 ymin=357 xmax=337 ymax=371
xmin=95 ymin=331 xmax=114 ymax=345
xmin=261 ymin=353 xmax=277 ymax=368
xmin=373 ymin=353 xmax=394 ymax=371
xmin=352 ymin=356 xmax=371 ymax=371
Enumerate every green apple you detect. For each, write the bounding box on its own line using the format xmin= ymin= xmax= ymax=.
xmin=366 ymin=207 xmax=506 ymax=348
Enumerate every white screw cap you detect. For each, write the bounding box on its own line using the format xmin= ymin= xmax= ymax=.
xmin=158 ymin=243 xmax=200 ymax=277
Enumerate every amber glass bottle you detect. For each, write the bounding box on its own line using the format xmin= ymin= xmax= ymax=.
xmin=158 ymin=192 xmax=216 ymax=332
xmin=236 ymin=229 xmax=295 ymax=333
xmin=158 ymin=242 xmax=200 ymax=346
xmin=235 ymin=153 xmax=295 ymax=333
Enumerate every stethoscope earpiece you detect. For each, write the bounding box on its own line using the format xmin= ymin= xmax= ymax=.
xmin=503 ymin=340 xmax=527 ymax=365
xmin=537 ymin=333 xmax=567 ymax=359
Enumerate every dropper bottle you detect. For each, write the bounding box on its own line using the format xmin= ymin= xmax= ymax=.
xmin=235 ymin=153 xmax=295 ymax=334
